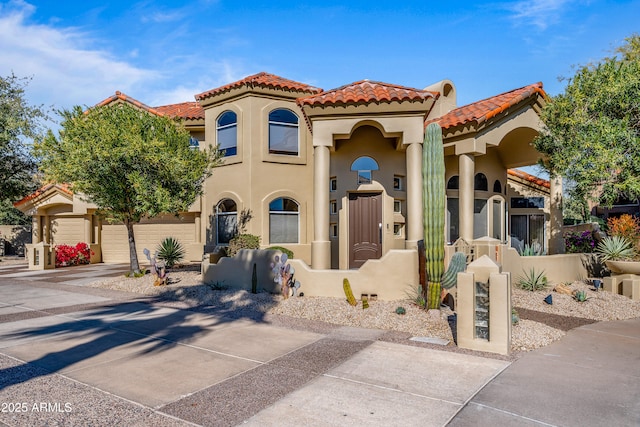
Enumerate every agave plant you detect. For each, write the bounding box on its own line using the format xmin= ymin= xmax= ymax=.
xmin=596 ymin=235 xmax=635 ymax=261
xmin=517 ymin=268 xmax=548 ymax=291
xmin=156 ymin=237 xmax=185 ymax=268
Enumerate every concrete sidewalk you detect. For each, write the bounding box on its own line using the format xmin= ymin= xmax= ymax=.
xmin=1 ymin=263 xmax=639 ymax=426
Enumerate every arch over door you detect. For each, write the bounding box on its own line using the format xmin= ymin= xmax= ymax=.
xmin=349 ymin=192 xmax=382 ymax=269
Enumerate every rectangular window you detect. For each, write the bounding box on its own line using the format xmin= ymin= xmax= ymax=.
xmin=330 ymin=200 xmax=337 ymax=215
xmin=447 ymin=198 xmax=459 ymax=243
xmin=330 ymin=223 xmax=338 ymax=238
xmin=269 ymin=124 xmax=298 ymax=155
xmin=511 ymin=197 xmax=545 ymax=209
xmin=217 ymin=213 xmax=237 ymax=245
xmin=269 ymin=212 xmax=298 ymax=243
xmin=473 ymin=199 xmax=488 ymax=239
xmin=394 ymin=223 xmax=403 ymax=236
xmin=330 ymin=177 xmax=337 ymax=192
xmin=357 ymin=170 xmax=372 ymax=185
xmin=394 ymin=199 xmax=402 ymax=213
xmin=510 ymin=214 xmax=545 ymax=252
xmin=393 ymin=175 xmax=403 ymax=190
xmin=217 ymin=126 xmax=237 ymax=156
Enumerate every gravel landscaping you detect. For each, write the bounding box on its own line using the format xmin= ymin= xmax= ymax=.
xmin=87 ymin=266 xmax=640 ymax=355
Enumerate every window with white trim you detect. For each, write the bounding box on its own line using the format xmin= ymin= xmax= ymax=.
xmin=216 ymin=111 xmax=237 ymax=157
xmin=216 ymin=199 xmax=237 ymax=244
xmin=268 ymin=109 xmax=299 ymax=155
xmin=269 ymin=197 xmax=299 ymax=243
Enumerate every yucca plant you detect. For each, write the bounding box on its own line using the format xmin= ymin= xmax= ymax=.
xmin=156 ymin=237 xmax=185 ymax=268
xmin=517 ymin=268 xmax=548 ymax=291
xmin=596 ymin=235 xmax=635 ymax=261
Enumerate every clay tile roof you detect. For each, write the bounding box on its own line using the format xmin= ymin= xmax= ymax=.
xmin=13 ymin=183 xmax=73 ymax=207
xmin=195 ymin=72 xmax=323 ymax=101
xmin=91 ymin=91 xmax=164 ymax=117
xmin=428 ymin=82 xmax=546 ymax=130
xmin=298 ymin=80 xmax=437 ymax=107
xmin=507 ymin=168 xmax=550 ymax=189
xmin=154 ymin=102 xmax=204 ymax=120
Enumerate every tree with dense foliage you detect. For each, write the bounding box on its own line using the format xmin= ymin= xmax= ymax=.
xmin=0 ymin=74 xmax=46 ymax=225
xmin=535 ymin=34 xmax=640 ymax=222
xmin=35 ymin=102 xmax=221 ymax=274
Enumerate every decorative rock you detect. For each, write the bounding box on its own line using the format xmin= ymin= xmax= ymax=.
xmin=544 ymin=294 xmax=553 ymax=305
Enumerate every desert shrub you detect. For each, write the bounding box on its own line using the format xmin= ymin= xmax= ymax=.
xmin=564 ymin=230 xmax=596 ymax=253
xmin=227 ymin=233 xmax=260 ymax=257
xmin=405 ymin=285 xmax=426 ymax=308
xmin=607 ymin=214 xmax=640 ymax=247
xmin=55 ymin=242 xmax=91 ymax=267
xmin=267 ymin=246 xmax=294 ymax=259
xmin=156 ymin=237 xmax=185 ymax=268
xmin=516 ymin=268 xmax=548 ymax=291
xmin=518 ymin=243 xmax=544 ymax=256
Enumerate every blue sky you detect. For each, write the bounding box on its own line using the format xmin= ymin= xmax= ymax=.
xmin=1 ymin=0 xmax=639 ymax=115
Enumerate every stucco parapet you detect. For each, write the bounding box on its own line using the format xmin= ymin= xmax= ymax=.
xmin=311 ymin=116 xmax=424 ymax=148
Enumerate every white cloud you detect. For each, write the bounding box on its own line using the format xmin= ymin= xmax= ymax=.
xmin=506 ymin=0 xmax=573 ymax=30
xmin=0 ymin=1 xmax=158 ymax=109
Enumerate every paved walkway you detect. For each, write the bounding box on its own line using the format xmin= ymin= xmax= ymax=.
xmin=0 ymin=262 xmax=638 ymax=426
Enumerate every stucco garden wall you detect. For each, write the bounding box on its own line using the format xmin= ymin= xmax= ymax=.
xmin=0 ymin=225 xmax=31 ymax=256
xmin=202 ymin=248 xmax=419 ymax=301
xmin=498 ymin=246 xmax=588 ymax=284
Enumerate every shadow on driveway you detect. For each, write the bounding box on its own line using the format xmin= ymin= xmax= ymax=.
xmin=0 ymin=286 xmax=279 ymax=391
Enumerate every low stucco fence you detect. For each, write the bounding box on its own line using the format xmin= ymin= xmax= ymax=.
xmin=201 ymin=246 xmax=591 ymax=301
xmin=202 ymin=249 xmax=419 ymax=301
xmin=497 ymin=246 xmax=590 ymax=284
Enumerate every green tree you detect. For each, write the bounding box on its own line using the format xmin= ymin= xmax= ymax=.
xmin=0 ymin=74 xmax=46 ymax=224
xmin=535 ymin=34 xmax=640 ymax=221
xmin=35 ymin=102 xmax=221 ymax=274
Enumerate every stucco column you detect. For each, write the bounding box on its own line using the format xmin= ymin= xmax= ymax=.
xmin=549 ymin=175 xmax=564 ymax=254
xmin=405 ymin=141 xmax=423 ymax=249
xmin=194 ymin=213 xmax=201 ymax=244
xmin=43 ymin=215 xmax=51 ymax=244
xmin=311 ymin=145 xmax=331 ymax=269
xmin=33 ymin=216 xmax=42 ymax=243
xmin=459 ymin=153 xmax=475 ymax=241
xmin=84 ymin=215 xmax=92 ymax=244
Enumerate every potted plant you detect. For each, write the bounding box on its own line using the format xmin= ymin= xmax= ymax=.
xmin=596 ymin=235 xmax=640 ymax=274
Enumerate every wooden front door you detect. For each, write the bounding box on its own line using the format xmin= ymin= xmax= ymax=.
xmin=349 ymin=192 xmax=382 ymax=269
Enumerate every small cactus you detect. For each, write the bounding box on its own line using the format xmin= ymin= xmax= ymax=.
xmin=574 ymin=290 xmax=589 ymax=302
xmin=343 ymin=278 xmax=357 ymax=306
xmin=441 ymin=252 xmax=467 ymax=290
xmin=362 ymin=295 xmax=369 ymax=309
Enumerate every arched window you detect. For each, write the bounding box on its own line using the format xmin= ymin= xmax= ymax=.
xmin=269 ymin=197 xmax=299 ymax=243
xmin=216 ymin=199 xmax=237 ymax=244
xmin=351 ymin=156 xmax=379 ymax=185
xmin=447 ymin=175 xmax=459 ymax=190
xmin=269 ymin=109 xmax=299 ymax=155
xmin=493 ymin=180 xmax=502 ymax=194
xmin=217 ymin=111 xmax=237 ymax=157
xmin=474 ymin=173 xmax=488 ymax=191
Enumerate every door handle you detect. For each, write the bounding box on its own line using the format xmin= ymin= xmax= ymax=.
xmin=379 ymin=222 xmax=382 ymax=244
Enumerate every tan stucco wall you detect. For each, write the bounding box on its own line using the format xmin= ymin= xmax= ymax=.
xmin=202 ymin=248 xmax=419 ymax=301
xmin=201 ymin=93 xmax=314 ymax=264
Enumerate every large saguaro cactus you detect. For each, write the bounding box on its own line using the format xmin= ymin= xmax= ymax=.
xmin=423 ymin=123 xmax=446 ymax=310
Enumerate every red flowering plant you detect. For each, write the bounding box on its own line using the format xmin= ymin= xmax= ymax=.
xmin=54 ymin=242 xmax=93 ymax=267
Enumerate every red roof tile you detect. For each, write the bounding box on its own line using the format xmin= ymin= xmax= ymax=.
xmin=299 ymin=80 xmax=437 ymax=107
xmin=195 ymin=72 xmax=322 ymax=101
xmin=154 ymin=102 xmax=204 ymax=120
xmin=428 ymin=83 xmax=546 ymax=130
xmin=13 ymin=183 xmax=73 ymax=207
xmin=92 ymin=91 xmax=164 ymax=117
xmin=507 ymin=168 xmax=550 ymax=189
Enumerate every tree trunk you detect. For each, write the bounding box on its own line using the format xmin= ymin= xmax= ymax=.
xmin=124 ymin=219 xmax=141 ymax=274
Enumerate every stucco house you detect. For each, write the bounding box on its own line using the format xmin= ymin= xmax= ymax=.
xmin=16 ymin=72 xmax=560 ymax=273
